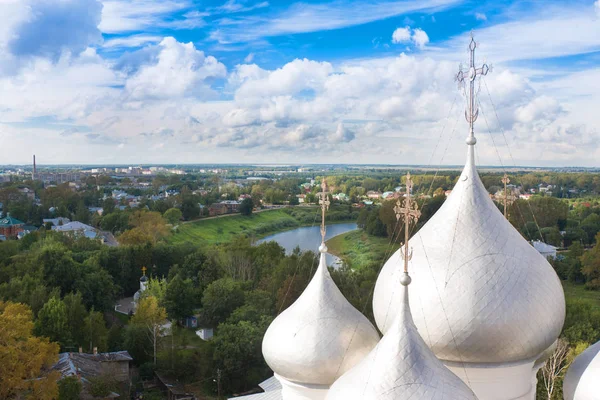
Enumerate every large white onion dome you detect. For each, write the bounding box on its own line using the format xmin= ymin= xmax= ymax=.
xmin=327 ymin=272 xmax=478 ymax=400
xmin=563 ymin=340 xmax=600 ymax=400
xmin=372 ymin=145 xmax=565 ymax=364
xmin=262 ymin=244 xmax=380 ymax=385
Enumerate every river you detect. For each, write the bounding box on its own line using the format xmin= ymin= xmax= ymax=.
xmin=257 ymin=222 xmax=358 ymax=268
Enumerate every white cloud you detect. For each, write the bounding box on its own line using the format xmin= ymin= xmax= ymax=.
xmin=433 ymin=5 xmax=600 ymax=64
xmin=475 ymin=12 xmax=487 ymax=21
xmin=99 ymin=0 xmax=202 ymax=33
xmin=392 ymin=27 xmax=429 ymax=48
xmin=210 ymin=0 xmax=460 ymax=43
xmin=392 ymin=27 xmax=411 ymax=44
xmin=596 ymin=0 xmax=600 ymax=17
xmin=2 ymin=0 xmax=102 ymax=61
xmin=514 ymin=96 xmax=562 ymax=124
xmin=103 ymin=35 xmax=163 ymax=49
xmin=244 ymin=53 xmax=255 ymax=63
xmin=412 ymin=28 xmax=430 ymax=49
xmin=125 ymin=37 xmax=227 ymax=100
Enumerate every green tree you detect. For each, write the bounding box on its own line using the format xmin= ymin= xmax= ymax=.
xmin=63 ymin=292 xmax=87 ymax=348
xmin=141 ymin=277 xmax=168 ymax=304
xmin=201 ymin=278 xmax=246 ymax=326
xmin=582 ymin=233 xmax=600 ymax=290
xmin=84 ymin=311 xmax=109 ymax=353
xmin=164 ymin=274 xmax=196 ymax=321
xmin=239 ymin=198 xmax=254 ymax=216
xmin=35 ymin=297 xmax=70 ymax=347
xmin=102 ymin=198 xmax=116 ymax=215
xmin=163 ymin=208 xmax=183 ymax=225
xmin=213 ymin=317 xmax=272 ymax=393
xmin=58 ymin=376 xmax=82 ymax=400
xmin=74 ymin=201 xmax=90 ymax=224
xmin=131 ymin=296 xmax=167 ymax=365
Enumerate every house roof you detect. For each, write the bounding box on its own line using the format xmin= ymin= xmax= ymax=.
xmin=52 ymin=221 xmax=95 ymax=232
xmin=54 ymin=351 xmax=133 ymax=380
xmin=0 ymin=215 xmax=24 ymax=227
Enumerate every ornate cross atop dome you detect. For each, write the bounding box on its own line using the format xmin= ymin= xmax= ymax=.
xmin=456 ymin=33 xmax=491 ymax=146
xmin=317 ymin=179 xmax=330 ymax=249
xmin=393 ymin=172 xmax=421 ymax=279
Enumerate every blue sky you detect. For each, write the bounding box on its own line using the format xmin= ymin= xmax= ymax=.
xmin=0 ymin=0 xmax=599 ymax=166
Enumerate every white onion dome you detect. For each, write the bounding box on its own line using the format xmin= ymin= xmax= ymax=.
xmin=327 ymin=273 xmax=478 ymax=400
xmin=372 ymin=146 xmax=565 ymax=364
xmin=563 ymin=341 xmax=600 ymax=400
xmin=262 ymin=244 xmax=380 ymax=385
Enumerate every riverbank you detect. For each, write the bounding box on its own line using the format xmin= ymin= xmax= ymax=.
xmin=326 ymin=229 xmax=400 ymax=270
xmin=168 ymin=207 xmax=357 ymax=245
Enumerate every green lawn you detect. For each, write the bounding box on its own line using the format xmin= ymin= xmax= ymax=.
xmin=168 ymin=209 xmax=301 ymax=245
xmin=326 ymin=230 xmax=400 ymax=270
xmin=562 ymin=281 xmax=600 ymax=309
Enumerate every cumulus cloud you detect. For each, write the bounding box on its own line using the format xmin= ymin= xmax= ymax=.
xmin=8 ymin=0 xmax=103 ymax=61
xmin=596 ymin=0 xmax=600 ymax=17
xmin=475 ymin=12 xmax=487 ymax=21
xmin=392 ymin=27 xmax=411 ymax=44
xmin=391 ymin=26 xmax=429 ymax=48
xmin=514 ymin=96 xmax=563 ymax=124
xmin=411 ymin=28 xmax=430 ymax=49
xmin=125 ymin=37 xmax=227 ymax=100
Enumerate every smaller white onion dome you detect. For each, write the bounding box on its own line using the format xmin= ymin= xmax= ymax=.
xmin=563 ymin=341 xmax=600 ymax=400
xmin=326 ymin=272 xmax=478 ymax=400
xmin=262 ymin=245 xmax=380 ymax=385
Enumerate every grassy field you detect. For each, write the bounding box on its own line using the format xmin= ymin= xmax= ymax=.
xmin=168 ymin=206 xmax=358 ymax=246
xmin=168 ymin=209 xmax=302 ymax=245
xmin=326 ymin=230 xmax=400 ymax=270
xmin=562 ymin=281 xmax=600 ymax=309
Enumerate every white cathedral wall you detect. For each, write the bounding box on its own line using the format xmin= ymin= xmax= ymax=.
xmin=275 ymin=374 xmax=329 ymax=400
xmin=445 ymin=360 xmax=537 ymax=400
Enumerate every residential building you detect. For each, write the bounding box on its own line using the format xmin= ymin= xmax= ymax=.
xmin=0 ymin=214 xmax=24 ymax=238
xmin=53 ymin=350 xmax=133 ymax=399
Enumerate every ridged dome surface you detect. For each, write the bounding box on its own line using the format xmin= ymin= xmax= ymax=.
xmin=563 ymin=341 xmax=600 ymax=400
xmin=262 ymin=251 xmax=380 ymax=385
xmin=327 ymin=281 xmax=478 ymax=400
xmin=372 ymin=146 xmax=565 ymax=364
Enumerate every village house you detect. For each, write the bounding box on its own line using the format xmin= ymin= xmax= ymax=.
xmin=53 ymin=350 xmax=133 ymax=399
xmin=0 ymin=214 xmax=25 ymax=238
xmin=209 ymin=200 xmax=241 ymax=217
xmin=366 ymin=191 xmax=382 ymax=199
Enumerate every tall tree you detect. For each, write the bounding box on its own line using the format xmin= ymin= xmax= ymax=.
xmin=540 ymin=339 xmax=570 ymax=400
xmin=131 ymin=296 xmax=167 ymax=365
xmin=63 ymin=292 xmax=87 ymax=348
xmin=582 ymin=233 xmax=600 ymax=290
xmin=84 ymin=311 xmax=109 ymax=353
xmin=0 ymin=301 xmax=60 ymax=400
xmin=239 ymin=198 xmax=254 ymax=216
xmin=164 ymin=274 xmax=196 ymax=321
xmin=35 ymin=297 xmax=70 ymax=348
xmin=163 ymin=208 xmax=183 ymax=225
xmin=201 ymin=278 xmax=246 ymax=326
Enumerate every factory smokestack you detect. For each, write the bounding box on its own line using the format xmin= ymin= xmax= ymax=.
xmin=32 ymin=155 xmax=36 ymax=180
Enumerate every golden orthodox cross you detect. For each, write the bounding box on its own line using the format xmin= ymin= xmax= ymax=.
xmin=141 ymin=266 xmax=147 ymax=276
xmin=317 ymin=179 xmax=330 ymax=243
xmin=394 ymin=172 xmax=421 ymax=273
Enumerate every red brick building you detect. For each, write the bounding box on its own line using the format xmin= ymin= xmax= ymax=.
xmin=0 ymin=214 xmax=24 ymax=238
